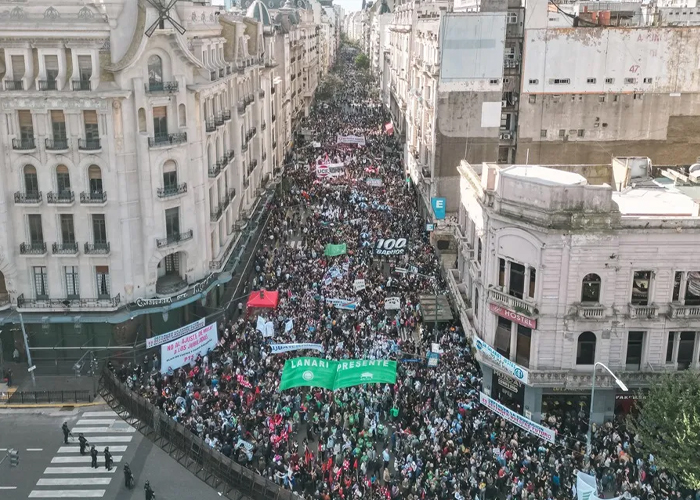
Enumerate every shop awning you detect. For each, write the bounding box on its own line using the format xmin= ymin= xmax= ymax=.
xmin=419 ymin=294 xmax=453 ymax=322
xmin=246 ymin=289 xmax=279 ymax=309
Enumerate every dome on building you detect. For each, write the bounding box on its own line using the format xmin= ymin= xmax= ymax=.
xmin=246 ymin=0 xmax=272 ymax=25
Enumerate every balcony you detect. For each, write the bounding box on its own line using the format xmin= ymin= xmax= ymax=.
xmin=45 ymin=138 xmax=69 ymax=151
xmin=14 ymin=191 xmax=42 ymax=205
xmin=16 ymin=293 xmax=121 ymax=310
xmin=146 ymin=81 xmax=179 ymax=93
xmin=262 ymin=152 xmax=267 ymax=161
xmin=210 ymin=204 xmax=224 ymax=222
xmin=47 ymin=191 xmax=75 ymax=204
xmin=52 ymin=242 xmax=79 ymax=255
xmin=225 ymin=149 xmax=235 ymax=163
xmin=241 ymin=143 xmax=248 ymax=153
xmin=243 ymin=177 xmax=250 ymax=189
xmin=20 ymin=242 xmax=47 ymax=255
xmin=223 ymin=110 xmax=231 ymax=121
xmin=80 ymin=191 xmax=107 ymax=204
xmin=261 ymin=122 xmax=267 ymax=131
xmin=156 ymin=275 xmax=187 ymax=296
xmin=271 ymin=87 xmax=276 ymax=95
xmin=669 ymin=302 xmax=700 ymax=319
xmin=13 ymin=137 xmax=36 ymax=151
xmin=148 ymin=132 xmax=187 ymax=148
xmin=628 ymin=303 xmax=659 ymax=319
xmin=215 ymin=114 xmax=225 ymax=127
xmin=157 ymin=182 xmax=187 ymax=198
xmin=488 ymin=287 xmax=538 ymax=317
xmin=219 ymin=68 xmax=225 ymax=79
xmin=38 ymin=79 xmax=58 ymax=91
xmin=5 ymin=80 xmax=23 ymax=91
xmin=156 ymin=229 xmax=193 ymax=249
xmin=271 ymin=114 xmax=276 ymax=122
xmin=208 ymin=163 xmax=222 ymax=178
xmin=575 ymin=303 xmax=606 ymax=319
xmin=237 ymin=102 xmax=246 ymax=114
xmin=259 ymin=89 xmax=265 ymax=98
xmin=84 ymin=242 xmax=110 ymax=255
xmin=205 ymin=118 xmax=216 ymax=133
xmin=78 ymin=138 xmax=101 ymax=151
xmin=272 ymin=141 xmax=277 ymax=149
xmin=72 ymin=80 xmax=91 ymax=91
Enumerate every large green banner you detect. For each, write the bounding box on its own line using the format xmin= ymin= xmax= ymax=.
xmin=324 ymin=243 xmax=347 ymax=257
xmin=279 ymin=357 xmax=397 ymax=391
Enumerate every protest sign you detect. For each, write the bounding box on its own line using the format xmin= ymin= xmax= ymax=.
xmin=365 ymin=178 xmax=383 ymax=187
xmin=270 ymin=343 xmax=325 ymax=354
xmin=325 ymin=297 xmax=359 ymax=310
xmin=316 ymin=163 xmax=345 ymax=179
xmin=264 ymin=321 xmax=275 ymax=338
xmin=374 ymin=237 xmax=408 ymax=256
xmin=474 ymin=334 xmax=529 ymax=384
xmin=479 ymin=392 xmax=555 ymax=443
xmin=147 ymin=318 xmax=205 ymax=349
xmin=256 ymin=316 xmax=266 ymax=334
xmin=354 ymin=279 xmax=366 ymax=292
xmin=324 ymin=243 xmax=347 ymax=257
xmin=161 ymin=323 xmax=218 ymax=373
xmin=279 ymin=357 xmax=397 ymax=390
xmin=385 ymin=297 xmax=401 ymax=310
xmin=336 ymin=134 xmax=366 ymax=146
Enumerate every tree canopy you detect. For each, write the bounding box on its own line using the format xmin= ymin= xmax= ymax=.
xmin=627 ymin=371 xmax=700 ymax=489
xmin=354 ymin=53 xmax=370 ymax=71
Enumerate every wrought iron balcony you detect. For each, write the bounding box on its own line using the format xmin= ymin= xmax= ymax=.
xmin=45 ymin=138 xmax=69 ymax=151
xmin=219 ymin=68 xmax=225 ymax=78
xmin=20 ymin=242 xmax=47 ymax=255
xmin=223 ymin=110 xmax=231 ymax=121
xmin=5 ymin=80 xmax=23 ymax=91
xmin=72 ymin=80 xmax=91 ymax=91
xmin=206 ymin=118 xmax=216 ymax=133
xmin=38 ymin=79 xmax=58 ymax=91
xmin=237 ymin=102 xmax=245 ymax=114
xmin=146 ymin=80 xmax=179 ymax=93
xmin=272 ymin=114 xmax=276 ymax=122
xmin=84 ymin=242 xmax=110 ymax=255
xmin=13 ymin=137 xmax=35 ymax=150
xmin=148 ymin=132 xmax=187 ymax=147
xmin=259 ymin=89 xmax=265 ymax=98
xmin=243 ymin=178 xmax=250 ymax=189
xmin=225 ymin=149 xmax=235 ymax=163
xmin=52 ymin=242 xmax=79 ymax=255
xmin=78 ymin=138 xmax=101 ymax=151
xmin=210 ymin=205 xmax=224 ymax=222
xmin=17 ymin=293 xmax=120 ymax=309
xmin=271 ymin=87 xmax=276 ymax=95
xmin=241 ymin=143 xmax=248 ymax=153
xmin=47 ymin=191 xmax=75 ymax=204
xmin=262 ymin=152 xmax=267 ymax=161
xmin=156 ymin=229 xmax=193 ymax=249
xmin=14 ymin=191 xmax=42 ymax=204
xmin=80 ymin=191 xmax=107 ymax=204
xmin=157 ymin=183 xmax=187 ymax=198
xmin=261 ymin=122 xmax=267 ymax=131
xmin=215 ymin=114 xmax=224 ymax=127
xmin=208 ymin=163 xmax=222 ymax=178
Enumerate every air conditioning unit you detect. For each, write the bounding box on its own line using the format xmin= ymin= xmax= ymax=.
xmin=500 ymin=132 xmax=512 ymax=140
xmin=501 ymin=100 xmax=507 ymax=107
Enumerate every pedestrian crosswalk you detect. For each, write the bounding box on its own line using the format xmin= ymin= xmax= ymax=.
xmin=29 ymin=409 xmax=134 ymax=498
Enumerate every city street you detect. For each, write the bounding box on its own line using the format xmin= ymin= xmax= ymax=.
xmin=0 ymin=405 xmax=223 ymax=500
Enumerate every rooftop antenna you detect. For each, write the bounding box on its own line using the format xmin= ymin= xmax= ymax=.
xmin=145 ymin=0 xmax=187 ymax=37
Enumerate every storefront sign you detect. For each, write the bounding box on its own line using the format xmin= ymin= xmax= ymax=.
xmin=431 ymin=197 xmax=446 ymax=220
xmin=146 ymin=318 xmax=206 ymax=349
xmin=474 ymin=334 xmax=529 ymax=384
xmin=493 ymin=371 xmax=525 ymax=412
xmin=479 ymin=392 xmax=556 ymax=444
xmin=426 ymin=223 xmax=435 ymax=232
xmin=134 ymin=273 xmax=218 ymax=309
xmin=489 ymin=302 xmax=537 ymax=329
xmin=160 ymin=322 xmax=218 ymax=373
xmin=374 ymin=237 xmax=408 ymax=256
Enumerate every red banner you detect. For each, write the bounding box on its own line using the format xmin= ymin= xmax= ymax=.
xmin=489 ymin=302 xmax=537 ymax=329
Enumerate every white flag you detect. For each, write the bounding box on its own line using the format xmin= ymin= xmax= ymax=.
xmin=256 ymin=316 xmax=266 ymax=333
xmin=285 ymin=319 xmax=294 ymax=332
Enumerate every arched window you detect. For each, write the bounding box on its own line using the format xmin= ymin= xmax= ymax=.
xmin=163 ymin=160 xmax=178 ymax=192
xmin=138 ymin=108 xmax=147 ymax=133
xmin=56 ymin=165 xmax=71 ymax=194
xmin=581 ymin=273 xmax=602 ymax=303
xmin=88 ymin=165 xmax=103 ymax=194
xmin=147 ymin=55 xmax=163 ymax=84
xmin=24 ymin=165 xmax=38 ymax=194
xmin=576 ymin=332 xmax=597 ymax=365
xmin=178 ymin=103 xmax=186 ymax=127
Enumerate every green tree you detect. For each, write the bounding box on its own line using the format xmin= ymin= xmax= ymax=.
xmin=627 ymin=371 xmax=700 ymax=489
xmin=354 ymin=53 xmax=370 ymax=71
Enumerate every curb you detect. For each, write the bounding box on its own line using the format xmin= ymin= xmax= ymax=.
xmin=1 ymin=401 xmax=104 ymax=409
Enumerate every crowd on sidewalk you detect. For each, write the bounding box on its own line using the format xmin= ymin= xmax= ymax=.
xmin=113 ymin=48 xmax=699 ymax=500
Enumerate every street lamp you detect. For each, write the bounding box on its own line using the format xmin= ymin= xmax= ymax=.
xmin=585 ymin=362 xmax=628 ymax=467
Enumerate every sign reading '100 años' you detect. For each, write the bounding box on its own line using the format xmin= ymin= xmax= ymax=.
xmin=374 ymin=237 xmax=408 ymax=256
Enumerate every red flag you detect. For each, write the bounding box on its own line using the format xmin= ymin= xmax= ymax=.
xmin=304 ymin=448 xmax=313 ymax=464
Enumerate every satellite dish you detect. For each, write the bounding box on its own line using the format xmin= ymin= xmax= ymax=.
xmin=145 ymin=0 xmax=187 ymax=37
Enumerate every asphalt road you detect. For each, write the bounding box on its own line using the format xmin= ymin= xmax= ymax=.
xmin=0 ymin=404 xmax=223 ymax=500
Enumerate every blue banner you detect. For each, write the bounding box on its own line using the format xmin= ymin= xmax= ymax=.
xmin=431 ymin=197 xmax=446 ymax=220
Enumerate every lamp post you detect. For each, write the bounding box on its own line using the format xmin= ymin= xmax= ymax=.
xmin=585 ymin=362 xmax=627 ymax=468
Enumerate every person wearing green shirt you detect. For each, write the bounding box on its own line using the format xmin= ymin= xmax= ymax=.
xmin=390 ymin=407 xmax=399 ymax=419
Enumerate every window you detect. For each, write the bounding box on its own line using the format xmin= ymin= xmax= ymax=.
xmin=599 ymin=95 xmax=606 ymax=103
xmin=178 ymin=103 xmax=186 ymax=127
xmin=64 ymin=266 xmax=79 ymax=299
xmin=529 ymin=95 xmax=536 ymax=104
xmin=586 ymin=78 xmax=597 ymax=84
xmin=625 ymin=331 xmax=645 ymax=369
xmin=495 ymin=316 xmax=512 ymax=358
xmin=163 ymin=160 xmax=178 ymax=190
xmin=84 ymin=110 xmax=99 ymax=141
xmin=540 ymin=129 xmax=547 ymax=138
xmin=516 ymin=325 xmax=531 ymax=368
xmin=474 ymin=288 xmax=479 ymax=318
xmin=528 ymin=79 xmax=539 ymax=85
xmin=56 ymin=165 xmax=71 ymax=194
xmin=634 ymin=93 xmax=643 ymax=100
xmin=507 ymin=11 xmax=518 ymax=24
xmin=44 ymin=55 xmax=59 ymax=85
xmin=624 ymin=78 xmax=638 ymax=84
xmin=631 ymin=271 xmax=653 ymax=305
xmin=33 ymin=266 xmax=49 ymax=299
xmin=489 ymin=79 xmax=500 ymax=85
xmin=509 ymin=262 xmax=525 ymax=299
xmin=138 ymin=108 xmax=147 ymax=134
xmin=576 ymin=332 xmax=596 ymax=365
xmin=11 ymin=55 xmax=25 ymax=81
xmin=24 ymin=165 xmax=39 ymax=194
xmin=605 ymin=78 xmax=614 ymax=84
xmin=643 ymin=77 xmax=653 ymax=84
xmin=148 ymin=55 xmax=163 ymax=84
xmin=92 ymin=214 xmax=107 ymax=244
xmin=60 ymin=214 xmax=75 ymax=244
xmin=51 ymin=110 xmax=67 ymax=141
xmin=165 ymin=207 xmax=180 ymax=237
xmin=88 ymin=165 xmax=103 ymax=194
xmin=153 ymin=106 xmax=168 ymax=138
xmin=498 ymin=258 xmax=506 ymax=287
xmin=559 ymin=129 xmax=566 ymax=138
xmin=613 ymin=95 xmax=619 ymax=102
xmin=96 ymin=266 xmax=110 ymax=299
xmin=28 ymin=214 xmax=43 ymax=244
xmin=18 ymin=110 xmax=33 ymax=140
xmin=550 ymin=78 xmax=570 ymax=85
xmin=78 ymin=55 xmax=92 ymax=82
xmin=677 ymin=332 xmax=696 ymax=369
xmin=666 ymin=331 xmax=675 ymax=363
xmin=577 ymin=129 xmax=585 ymax=138
xmin=581 ymin=273 xmax=601 ymax=302
xmin=529 ymin=268 xmax=536 ymax=298
xmin=477 ymin=238 xmax=482 ymax=264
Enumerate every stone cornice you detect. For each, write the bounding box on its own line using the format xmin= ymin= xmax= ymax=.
xmin=0 ymin=93 xmax=131 ymax=110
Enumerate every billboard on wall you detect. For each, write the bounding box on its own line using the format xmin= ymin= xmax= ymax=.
xmin=489 ymin=302 xmax=537 ymax=329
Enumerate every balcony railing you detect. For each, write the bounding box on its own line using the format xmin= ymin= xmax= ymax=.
xmin=38 ymin=79 xmax=58 ymax=91
xmin=215 ymin=114 xmax=224 ymax=127
xmin=5 ymin=80 xmax=23 ymax=91
xmin=157 ymin=183 xmax=187 ymax=198
xmin=47 ymin=191 xmax=75 ymax=204
xmin=272 ymin=141 xmax=277 ymax=149
xmin=13 ymin=137 xmax=35 ymax=150
xmin=146 ymin=81 xmax=179 ymax=93
xmin=14 ymin=191 xmax=42 ymax=204
xmin=669 ymin=302 xmax=700 ymax=319
xmin=262 ymin=152 xmax=267 ymax=161
xmin=272 ymin=114 xmax=276 ymax=122
xmin=241 ymin=143 xmax=248 ymax=153
xmin=243 ymin=178 xmax=250 ymax=189
xmin=628 ymin=303 xmax=659 ymax=319
xmin=52 ymin=242 xmax=79 ymax=255
xmin=210 ymin=205 xmax=224 ymax=222
xmin=72 ymin=80 xmax=91 ymax=91
xmin=575 ymin=303 xmax=606 ymax=319
xmin=78 ymin=138 xmax=101 ymax=151
xmin=225 ymin=150 xmax=235 ymax=163
xmin=237 ymin=102 xmax=245 ymax=114
xmin=209 ymin=163 xmax=223 ymax=178
xmin=205 ymin=118 xmax=216 ymax=133
xmin=148 ymin=132 xmax=187 ymax=147
xmin=488 ymin=287 xmax=538 ymax=317
xmin=156 ymin=229 xmax=193 ymax=249
xmin=17 ymin=293 xmax=120 ymax=309
xmin=271 ymin=87 xmax=276 ymax=95
xmin=223 ymin=110 xmax=231 ymax=121
xmin=80 ymin=191 xmax=107 ymax=204
xmin=20 ymin=242 xmax=47 ymax=255
xmin=84 ymin=242 xmax=110 ymax=255
xmin=259 ymin=89 xmax=265 ymax=98
xmin=261 ymin=122 xmax=267 ymax=131
xmin=45 ymin=138 xmax=69 ymax=151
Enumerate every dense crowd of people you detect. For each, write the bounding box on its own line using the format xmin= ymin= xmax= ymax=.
xmin=113 ymin=48 xmax=699 ymax=500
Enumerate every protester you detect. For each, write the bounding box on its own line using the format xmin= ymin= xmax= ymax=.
xmin=112 ymin=47 xmax=697 ymax=500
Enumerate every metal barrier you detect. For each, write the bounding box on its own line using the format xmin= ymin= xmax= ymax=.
xmin=99 ymin=368 xmax=293 ymax=500
xmin=1 ymin=390 xmax=93 ymax=404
